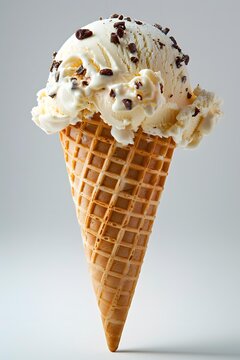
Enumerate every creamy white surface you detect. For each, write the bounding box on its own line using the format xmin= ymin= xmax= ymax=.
xmin=32 ymin=18 xmax=222 ymax=146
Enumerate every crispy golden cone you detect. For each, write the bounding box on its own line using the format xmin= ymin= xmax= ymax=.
xmin=59 ymin=112 xmax=175 ymax=352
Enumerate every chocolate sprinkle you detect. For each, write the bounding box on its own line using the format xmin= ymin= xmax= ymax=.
xmin=52 ymin=51 xmax=57 ymax=58
xmin=128 ymin=43 xmax=137 ymax=53
xmin=135 ymin=81 xmax=143 ymax=89
xmin=111 ymin=33 xmax=120 ymax=44
xmin=122 ymin=99 xmax=132 ymax=110
xmin=75 ymin=28 xmax=93 ymax=40
xmin=118 ymin=15 xmax=123 ymax=20
xmin=181 ymin=76 xmax=187 ymax=83
xmin=117 ymin=27 xmax=124 ymax=38
xmin=135 ymin=20 xmax=143 ymax=25
xmin=99 ymin=17 xmax=103 ymax=20
xmin=137 ymin=94 xmax=142 ymax=100
xmin=169 ymin=94 xmax=173 ymax=98
xmin=131 ymin=56 xmax=139 ymax=63
xmin=49 ymin=93 xmax=56 ymax=98
xmin=71 ymin=78 xmax=78 ymax=90
xmin=154 ymin=23 xmax=162 ymax=31
xmin=170 ymin=36 xmax=177 ymax=45
xmin=82 ymin=81 xmax=89 ymax=86
xmin=100 ymin=68 xmax=113 ymax=76
xmin=109 ymin=89 xmax=116 ymax=98
xmin=55 ymin=71 xmax=60 ymax=82
xmin=113 ymin=21 xmax=126 ymax=30
xmin=154 ymin=24 xmax=170 ymax=35
xmin=76 ymin=65 xmax=86 ymax=75
xmin=124 ymin=17 xmax=131 ymax=21
xmin=111 ymin=14 xmax=119 ymax=18
xmin=187 ymin=92 xmax=192 ymax=99
xmin=183 ymin=54 xmax=190 ymax=65
xmin=192 ymin=107 xmax=200 ymax=117
xmin=160 ymin=83 xmax=164 ymax=94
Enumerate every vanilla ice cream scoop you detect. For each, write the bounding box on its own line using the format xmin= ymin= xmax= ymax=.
xmin=32 ymin=15 xmax=222 ymax=146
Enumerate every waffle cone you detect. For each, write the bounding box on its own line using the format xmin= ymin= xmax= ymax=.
xmin=59 ymin=113 xmax=175 ymax=351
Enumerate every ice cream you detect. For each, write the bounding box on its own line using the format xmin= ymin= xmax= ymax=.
xmin=32 ymin=16 xmax=222 ymax=146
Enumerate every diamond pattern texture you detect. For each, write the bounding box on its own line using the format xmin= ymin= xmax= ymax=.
xmin=60 ymin=113 xmax=175 ymax=351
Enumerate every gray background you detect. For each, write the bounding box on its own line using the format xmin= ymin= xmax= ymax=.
xmin=0 ymin=0 xmax=239 ymax=359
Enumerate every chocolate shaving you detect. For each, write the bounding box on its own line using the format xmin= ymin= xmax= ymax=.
xmin=135 ymin=20 xmax=143 ymax=25
xmin=124 ymin=17 xmax=131 ymax=21
xmin=181 ymin=76 xmax=187 ymax=83
xmin=128 ymin=43 xmax=137 ymax=53
xmin=113 ymin=21 xmax=126 ymax=30
xmin=49 ymin=93 xmax=56 ymax=98
xmin=137 ymin=94 xmax=142 ymax=100
xmin=131 ymin=56 xmax=139 ymax=63
xmin=160 ymin=83 xmax=164 ymax=94
xmin=118 ymin=15 xmax=123 ymax=20
xmin=100 ymin=68 xmax=113 ymax=76
xmin=55 ymin=71 xmax=60 ymax=82
xmin=76 ymin=65 xmax=86 ymax=75
xmin=82 ymin=81 xmax=88 ymax=86
xmin=170 ymin=36 xmax=177 ymax=45
xmin=110 ymin=14 xmax=119 ymax=18
xmin=75 ymin=28 xmax=93 ymax=40
xmin=135 ymin=81 xmax=143 ymax=89
xmin=111 ymin=33 xmax=120 ymax=44
xmin=117 ymin=27 xmax=124 ymax=38
xmin=187 ymin=92 xmax=192 ymax=99
xmin=109 ymin=89 xmax=116 ymax=98
xmin=192 ymin=107 xmax=200 ymax=117
xmin=162 ymin=27 xmax=170 ymax=34
xmin=158 ymin=40 xmax=165 ymax=49
xmin=183 ymin=54 xmax=190 ymax=65
xmin=122 ymin=99 xmax=132 ymax=110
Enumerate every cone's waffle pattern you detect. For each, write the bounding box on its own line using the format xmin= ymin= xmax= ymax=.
xmin=60 ymin=113 xmax=175 ymax=351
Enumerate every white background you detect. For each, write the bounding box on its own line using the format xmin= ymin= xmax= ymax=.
xmin=0 ymin=0 xmax=239 ymax=359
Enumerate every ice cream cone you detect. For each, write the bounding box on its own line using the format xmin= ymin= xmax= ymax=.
xmin=59 ymin=112 xmax=175 ymax=351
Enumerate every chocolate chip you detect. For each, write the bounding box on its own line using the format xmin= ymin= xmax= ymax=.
xmin=187 ymin=92 xmax=192 ymax=99
xmin=169 ymin=94 xmax=173 ymax=98
xmin=100 ymin=68 xmax=113 ymax=76
xmin=131 ymin=56 xmax=139 ymax=63
xmin=113 ymin=21 xmax=126 ymax=30
xmin=55 ymin=71 xmax=60 ymax=82
xmin=128 ymin=43 xmax=137 ymax=53
xmin=76 ymin=65 xmax=86 ymax=75
xmin=75 ymin=28 xmax=93 ymax=40
xmin=109 ymin=89 xmax=116 ymax=98
xmin=192 ymin=107 xmax=200 ymax=117
xmin=99 ymin=17 xmax=103 ymax=20
xmin=181 ymin=76 xmax=187 ymax=83
xmin=122 ymin=99 xmax=132 ymax=110
xmin=110 ymin=14 xmax=119 ymax=18
xmin=124 ymin=17 xmax=131 ymax=21
xmin=135 ymin=20 xmax=143 ymax=25
xmin=117 ymin=27 xmax=124 ymax=38
xmin=137 ymin=94 xmax=142 ymax=100
xmin=135 ymin=81 xmax=143 ymax=89
xmin=118 ymin=15 xmax=123 ymax=20
xmin=111 ymin=33 xmax=120 ymax=44
xmin=82 ymin=81 xmax=88 ymax=86
xmin=160 ymin=83 xmax=164 ymax=94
